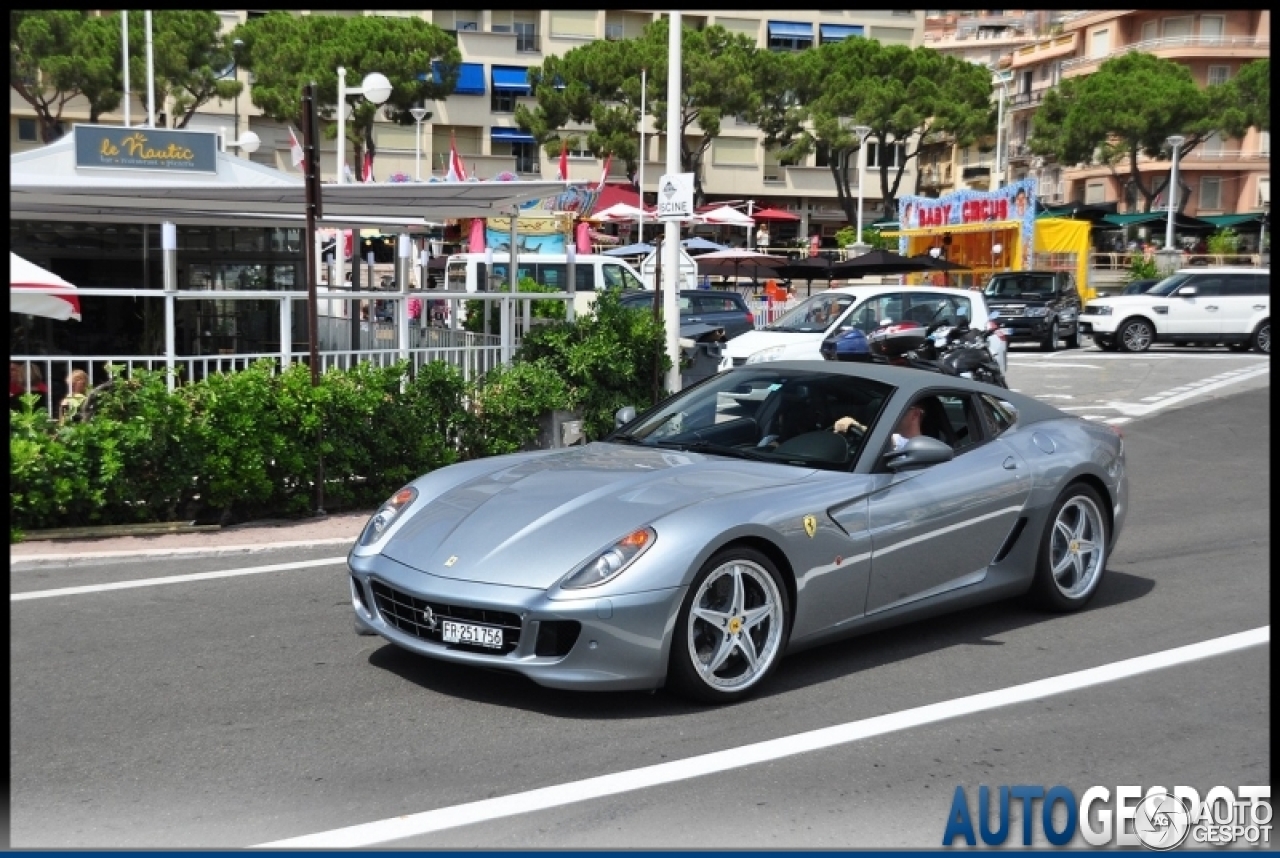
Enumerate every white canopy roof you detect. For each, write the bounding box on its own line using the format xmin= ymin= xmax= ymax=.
xmin=695 ymin=205 xmax=756 ymax=227
xmin=10 ymin=132 xmax=579 ymax=228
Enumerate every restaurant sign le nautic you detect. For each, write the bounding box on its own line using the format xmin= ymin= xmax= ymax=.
xmin=74 ymin=124 xmax=219 ymax=173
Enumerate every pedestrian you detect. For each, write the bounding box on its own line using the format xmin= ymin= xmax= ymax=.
xmin=10 ymin=361 xmax=48 ymax=412
xmin=59 ymin=369 xmax=89 ymax=423
xmin=407 ymin=291 xmax=423 ymax=327
xmin=755 ymin=224 xmax=771 ymax=250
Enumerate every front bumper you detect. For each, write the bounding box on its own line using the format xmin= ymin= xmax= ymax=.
xmin=350 ymin=552 xmax=683 ymax=691
xmin=994 ymin=317 xmax=1055 ymax=341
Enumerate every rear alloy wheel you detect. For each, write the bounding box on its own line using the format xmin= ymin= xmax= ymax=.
xmin=1251 ymin=320 xmax=1270 ymax=354
xmin=1118 ymin=318 xmax=1154 ymax=353
xmin=669 ymin=547 xmax=789 ymax=704
xmin=1041 ymin=320 xmax=1058 ymax=352
xmin=1063 ymin=324 xmax=1080 ymax=349
xmin=1030 ymin=484 xmax=1109 ymax=612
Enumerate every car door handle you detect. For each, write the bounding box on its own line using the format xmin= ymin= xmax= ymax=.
xmin=1205 ymin=305 xmax=1218 ymax=312
xmin=1003 ymin=456 xmax=1018 ymax=470
xmin=1254 ymin=304 xmax=1267 ymax=311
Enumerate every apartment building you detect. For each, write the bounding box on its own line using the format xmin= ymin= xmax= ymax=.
xmin=9 ymin=10 xmax=924 ymax=243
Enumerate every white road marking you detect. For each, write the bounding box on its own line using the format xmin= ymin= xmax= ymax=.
xmin=10 ymin=556 xmax=348 ymax=601
xmin=1107 ymin=364 xmax=1271 ymax=417
xmin=10 ymin=536 xmax=355 ymax=566
xmin=254 ymin=627 xmax=1269 ymax=849
xmin=1008 ymin=362 xmax=1102 ymax=369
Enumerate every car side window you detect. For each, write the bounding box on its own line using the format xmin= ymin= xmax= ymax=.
xmin=602 ymin=264 xmax=626 ymax=290
xmin=977 ymin=393 xmax=1016 ymax=437
xmin=1189 ymin=276 xmax=1222 ymax=297
xmin=1248 ymin=274 xmax=1271 ymax=296
xmin=576 ymin=265 xmax=594 ymax=292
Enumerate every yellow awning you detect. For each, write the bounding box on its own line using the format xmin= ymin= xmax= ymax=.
xmin=882 ymin=219 xmax=1022 ymax=239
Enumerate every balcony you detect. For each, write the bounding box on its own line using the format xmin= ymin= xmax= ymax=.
xmin=1007 ymin=142 xmax=1033 ymax=164
xmin=1063 ymin=35 xmax=1270 ymax=76
xmin=1009 ymin=89 xmax=1048 ymax=110
xmin=1010 ymin=32 xmax=1078 ymax=67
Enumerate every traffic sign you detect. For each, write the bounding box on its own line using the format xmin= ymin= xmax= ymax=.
xmin=657 ymin=172 xmax=694 ymax=220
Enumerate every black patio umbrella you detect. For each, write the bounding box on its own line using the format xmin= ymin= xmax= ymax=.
xmin=776 ymin=256 xmax=833 ymax=296
xmin=827 ymin=248 xmax=936 ymax=280
xmin=695 ymin=249 xmax=789 ymax=291
xmin=907 ymin=252 xmax=971 ymax=287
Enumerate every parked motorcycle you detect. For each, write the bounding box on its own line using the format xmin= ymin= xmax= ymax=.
xmin=823 ymin=314 xmax=1008 ymax=389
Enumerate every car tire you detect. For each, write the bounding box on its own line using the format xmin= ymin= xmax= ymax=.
xmin=1029 ymin=483 xmax=1109 ymax=613
xmin=1117 ymin=318 xmax=1154 ymax=353
xmin=1064 ymin=324 xmax=1080 ymax=349
xmin=1251 ymin=320 xmax=1270 ymax=355
xmin=668 ymin=546 xmax=790 ymax=704
xmin=1040 ymin=321 xmax=1058 ymax=352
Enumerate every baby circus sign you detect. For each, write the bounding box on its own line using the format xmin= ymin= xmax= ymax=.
xmin=74 ymin=124 xmax=219 ymax=173
xmin=898 ymin=178 xmax=1038 ymax=266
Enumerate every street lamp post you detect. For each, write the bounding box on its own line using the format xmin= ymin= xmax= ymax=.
xmin=335 ymin=67 xmax=393 ymax=185
xmin=993 ymin=72 xmax=1011 ymax=190
xmin=409 ymin=106 xmax=430 ymax=182
xmin=847 ymin=122 xmax=872 ymax=257
xmin=1164 ymin=135 xmax=1186 ymax=251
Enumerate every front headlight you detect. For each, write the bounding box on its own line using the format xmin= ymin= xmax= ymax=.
xmin=745 ymin=345 xmax=787 ymax=364
xmin=1085 ymin=305 xmax=1113 ymax=316
xmin=1024 ymin=307 xmax=1050 ymax=317
xmin=560 ymin=527 xmax=656 ymax=589
xmin=358 ymin=485 xmax=418 ymax=546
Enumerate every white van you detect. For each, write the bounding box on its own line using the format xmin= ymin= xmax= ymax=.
xmin=444 ymin=253 xmax=646 ymax=317
xmin=718 ymin=284 xmax=995 ymax=371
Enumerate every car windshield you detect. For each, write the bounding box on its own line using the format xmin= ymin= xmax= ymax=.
xmin=765 ymin=293 xmax=857 ymax=333
xmin=983 ymin=274 xmax=1056 ymax=298
xmin=1142 ymin=273 xmax=1196 ymax=296
xmin=608 ymin=367 xmax=893 ymax=472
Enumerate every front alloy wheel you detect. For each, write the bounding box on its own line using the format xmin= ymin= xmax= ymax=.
xmin=1118 ymin=318 xmax=1154 ymax=352
xmin=669 ymin=548 xmax=789 ymax=704
xmin=1030 ymin=484 xmax=1108 ymax=612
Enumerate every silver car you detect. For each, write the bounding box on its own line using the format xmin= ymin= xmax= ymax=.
xmin=350 ymin=362 xmax=1128 ymax=704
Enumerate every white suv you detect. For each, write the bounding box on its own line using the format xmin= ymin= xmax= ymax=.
xmin=1079 ymin=267 xmax=1270 ymax=354
xmin=718 ymin=284 xmax=997 ymax=371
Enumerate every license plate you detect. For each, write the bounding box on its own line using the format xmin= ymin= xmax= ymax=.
xmin=442 ymin=620 xmax=503 ymax=649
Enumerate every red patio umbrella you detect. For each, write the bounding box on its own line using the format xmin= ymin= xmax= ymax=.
xmin=751 ymin=206 xmax=801 ymax=221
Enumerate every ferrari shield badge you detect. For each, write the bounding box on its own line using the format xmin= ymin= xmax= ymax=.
xmin=803 ymin=515 xmax=817 ymax=538
xmin=444 ymin=556 xmax=459 ymax=567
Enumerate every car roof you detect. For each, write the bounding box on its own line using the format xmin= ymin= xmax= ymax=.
xmin=1174 ymin=267 xmax=1269 ymax=274
xmin=758 ymin=360 xmax=1066 ymax=423
xmin=825 ymin=283 xmax=982 ymax=298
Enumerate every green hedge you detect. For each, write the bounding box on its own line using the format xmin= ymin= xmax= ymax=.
xmin=10 ymin=289 xmax=672 ymax=539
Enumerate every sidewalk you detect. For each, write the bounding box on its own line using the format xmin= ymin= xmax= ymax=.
xmin=10 ymin=510 xmax=373 ymax=565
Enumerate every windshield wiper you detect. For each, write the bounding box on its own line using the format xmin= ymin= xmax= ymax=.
xmin=608 ymin=433 xmax=646 ymax=445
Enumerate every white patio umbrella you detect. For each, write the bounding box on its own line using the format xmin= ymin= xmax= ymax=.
xmin=10 ymin=252 xmax=82 ymax=321
xmin=695 ymin=205 xmax=756 ymax=227
xmin=592 ymin=202 xmax=654 ymax=222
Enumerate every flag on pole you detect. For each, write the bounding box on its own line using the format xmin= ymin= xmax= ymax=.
xmin=596 ymin=153 xmax=612 ymax=189
xmin=288 ymin=126 xmax=305 ymax=170
xmin=446 ymin=133 xmax=469 ymax=182
xmin=556 ymin=140 xmax=569 ymax=181
xmin=362 ymin=150 xmax=374 ymax=183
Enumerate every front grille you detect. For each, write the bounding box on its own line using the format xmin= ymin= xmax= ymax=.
xmin=370 ymin=580 xmax=523 ymax=655
xmin=997 ymin=306 xmax=1026 ymax=318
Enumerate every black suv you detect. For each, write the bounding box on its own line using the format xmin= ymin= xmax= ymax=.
xmin=982 ymin=270 xmax=1082 ymax=352
xmin=619 ymin=289 xmax=756 ymax=340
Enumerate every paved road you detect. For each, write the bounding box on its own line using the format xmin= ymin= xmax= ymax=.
xmin=8 ymin=350 xmax=1270 ymax=848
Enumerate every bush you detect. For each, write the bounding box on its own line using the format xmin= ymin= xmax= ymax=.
xmin=1125 ymin=254 xmax=1160 ymax=283
xmin=11 ymin=297 xmax=668 ymax=536
xmin=514 ymin=287 xmax=670 ymax=439
xmin=462 ymin=276 xmax=566 ymax=333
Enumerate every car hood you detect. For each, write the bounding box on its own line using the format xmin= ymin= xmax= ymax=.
xmin=721 ymin=328 xmax=829 ymax=360
xmin=1081 ymin=295 xmax=1164 ymax=308
xmin=380 ymin=442 xmax=807 ymax=588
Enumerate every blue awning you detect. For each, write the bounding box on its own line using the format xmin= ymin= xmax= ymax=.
xmin=768 ymin=21 xmax=814 ymax=39
xmin=491 ymin=127 xmax=535 ymax=144
xmin=820 ymin=24 xmax=863 ymax=41
xmin=491 ymin=66 xmax=531 ymax=94
xmin=422 ymin=61 xmax=485 ymax=95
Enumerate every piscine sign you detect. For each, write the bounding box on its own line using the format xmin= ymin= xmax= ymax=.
xmin=74 ymin=124 xmax=219 ymax=173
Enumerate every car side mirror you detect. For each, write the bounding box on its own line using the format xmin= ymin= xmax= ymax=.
xmin=885 ymin=436 xmax=955 ymax=472
xmin=1175 ymin=285 xmax=1198 ymax=297
xmin=614 ymin=406 xmax=637 ymax=428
